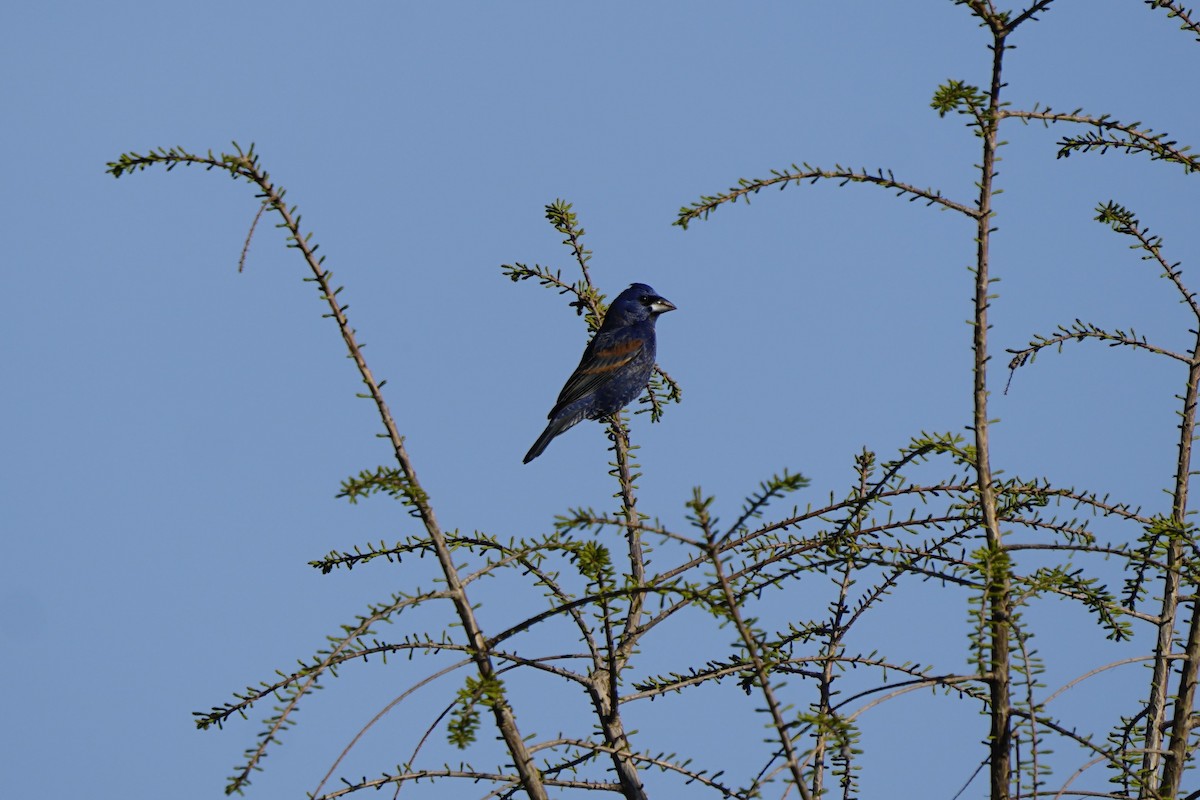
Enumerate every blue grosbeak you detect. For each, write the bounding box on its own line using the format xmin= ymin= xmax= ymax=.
xmin=524 ymin=283 xmax=676 ymax=463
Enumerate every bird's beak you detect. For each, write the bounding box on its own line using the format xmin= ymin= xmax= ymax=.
xmin=650 ymin=297 xmax=676 ymax=315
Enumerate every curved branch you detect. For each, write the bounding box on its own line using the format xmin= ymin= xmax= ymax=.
xmin=1002 ymin=108 xmax=1200 ymax=173
xmin=1007 ymin=323 xmax=1190 ymax=379
xmin=108 ymin=144 xmax=550 ymax=800
xmin=1144 ymin=0 xmax=1200 ymax=42
xmin=675 ymin=164 xmax=978 ymax=229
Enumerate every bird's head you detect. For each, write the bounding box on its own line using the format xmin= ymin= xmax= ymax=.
xmin=605 ymin=283 xmax=676 ymax=326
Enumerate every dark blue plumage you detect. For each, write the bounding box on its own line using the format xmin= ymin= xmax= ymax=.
xmin=524 ymin=283 xmax=676 ymax=463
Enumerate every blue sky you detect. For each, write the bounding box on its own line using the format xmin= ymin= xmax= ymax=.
xmin=3 ymin=2 xmax=1199 ymax=798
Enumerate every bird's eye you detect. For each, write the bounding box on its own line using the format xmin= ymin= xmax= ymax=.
xmin=640 ymin=295 xmax=652 ymax=304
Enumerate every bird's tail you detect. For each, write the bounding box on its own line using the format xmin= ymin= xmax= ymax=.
xmin=523 ymin=409 xmax=584 ymax=463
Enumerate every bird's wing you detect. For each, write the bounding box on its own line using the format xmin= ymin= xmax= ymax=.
xmin=549 ymin=333 xmax=646 ymax=417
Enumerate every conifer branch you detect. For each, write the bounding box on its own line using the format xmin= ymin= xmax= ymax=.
xmin=1006 ymin=321 xmax=1190 ymax=374
xmin=1144 ymin=0 xmax=1200 ymax=41
xmin=674 ymin=164 xmax=978 ymax=229
xmin=1002 ymin=108 xmax=1200 ymax=173
xmin=1095 ymin=201 xmax=1200 ymax=321
xmin=108 ymin=143 xmax=550 ymax=800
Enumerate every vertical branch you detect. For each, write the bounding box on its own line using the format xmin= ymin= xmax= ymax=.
xmin=603 ymin=416 xmax=648 ymax=800
xmin=812 ymin=472 xmax=867 ymax=799
xmin=1156 ymin=345 xmax=1200 ymax=796
xmin=548 ymin=202 xmax=649 ymax=797
xmin=1011 ymin=620 xmax=1043 ymax=799
xmin=611 ymin=418 xmax=647 ymax=645
xmin=584 ymin=536 xmax=646 ymax=800
xmin=974 ymin=22 xmax=1013 ymax=800
xmin=702 ymin=528 xmax=814 ymax=800
xmin=1088 ymin=209 xmax=1200 ymax=797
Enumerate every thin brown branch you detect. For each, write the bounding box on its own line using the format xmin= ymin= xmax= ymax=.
xmin=1146 ymin=329 xmax=1200 ymax=798
xmin=255 ymin=169 xmax=551 ymax=800
xmin=1005 ymin=0 xmax=1058 ymax=30
xmin=530 ymin=738 xmax=746 ymax=799
xmin=1007 ymin=330 xmax=1190 ymax=372
xmin=111 ymin=146 xmax=550 ymax=800
xmin=975 ymin=26 xmax=1012 ymax=800
xmin=1043 ymin=655 xmax=1184 ymax=709
xmin=1144 ymin=0 xmax=1200 ymax=41
xmin=1102 ymin=210 xmax=1200 ymax=322
xmin=192 ymin=588 xmax=452 ymax=731
xmin=237 ymin=200 xmax=268 ymax=273
xmin=1008 ymin=707 xmax=1145 ymax=788
xmin=706 ymin=535 xmax=814 ymax=800
xmin=1002 ymin=109 xmax=1200 ymax=173
xmin=316 ymin=769 xmax=618 ymax=799
xmin=675 ymin=164 xmax=978 ymax=229
xmin=311 ymin=657 xmax=471 ymax=799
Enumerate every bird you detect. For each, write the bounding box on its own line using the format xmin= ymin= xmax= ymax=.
xmin=524 ymin=283 xmax=676 ymax=463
